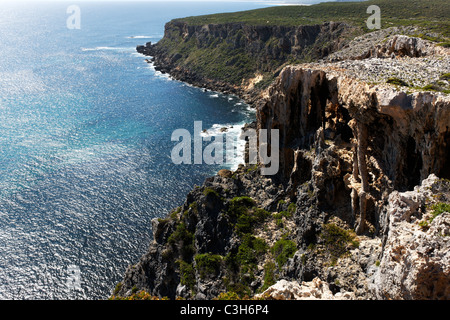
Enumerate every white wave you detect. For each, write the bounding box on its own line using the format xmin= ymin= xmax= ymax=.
xmin=81 ymin=47 xmax=134 ymax=52
xmin=126 ymin=35 xmax=153 ymax=39
xmin=200 ymin=123 xmax=247 ymax=171
xmin=209 ymin=93 xmax=219 ymax=98
xmin=154 ymin=70 xmax=172 ymax=81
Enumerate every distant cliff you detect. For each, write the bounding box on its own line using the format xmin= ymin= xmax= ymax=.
xmin=137 ymin=20 xmax=358 ymax=102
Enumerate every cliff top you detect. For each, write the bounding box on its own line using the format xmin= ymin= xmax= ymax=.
xmin=176 ymin=0 xmax=449 ymax=38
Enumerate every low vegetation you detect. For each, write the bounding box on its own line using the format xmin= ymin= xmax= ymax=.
xmin=178 ymin=0 xmax=449 ymax=37
xmin=387 ymin=77 xmax=410 ymax=87
xmin=319 ymin=223 xmax=360 ymax=265
xmin=195 ymin=253 xmax=223 ymax=279
xmin=271 ymin=238 xmax=297 ymax=269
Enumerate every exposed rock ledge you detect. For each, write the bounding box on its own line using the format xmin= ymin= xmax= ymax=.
xmin=256 ymin=278 xmax=356 ymax=300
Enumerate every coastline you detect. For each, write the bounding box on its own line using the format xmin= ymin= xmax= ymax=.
xmin=114 ymin=3 xmax=450 ymax=301
xmin=142 ymin=52 xmax=257 ymax=173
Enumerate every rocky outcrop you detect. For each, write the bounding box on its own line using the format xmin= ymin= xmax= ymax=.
xmin=257 ymin=63 xmax=450 ymax=234
xmin=325 ymin=27 xmax=448 ymax=62
xmin=323 ymin=28 xmax=450 ymax=91
xmin=369 ymin=174 xmax=450 ymax=300
xmin=256 ymin=278 xmax=355 ymax=300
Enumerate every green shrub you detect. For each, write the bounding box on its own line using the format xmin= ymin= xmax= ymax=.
xmin=273 ymin=207 xmax=294 ymax=228
xmin=423 ymin=83 xmax=440 ymax=91
xmin=419 ymin=220 xmax=430 ymax=230
xmin=215 ymin=291 xmax=241 ymax=300
xmin=227 ymin=196 xmax=270 ymax=234
xmin=236 ymin=207 xmax=270 ymax=234
xmin=430 ymin=202 xmax=450 ymax=222
xmin=195 ymin=253 xmax=223 ymax=279
xmin=113 ymin=282 xmax=122 ymax=295
xmin=271 ymin=239 xmax=297 ymax=268
xmin=203 ymin=187 xmax=220 ymax=198
xmin=237 ymin=234 xmax=268 ymax=269
xmin=260 ymin=262 xmax=276 ymax=292
xmin=177 ymin=260 xmax=196 ymax=291
xmin=168 ymin=222 xmax=194 ymax=259
xmin=227 ymin=196 xmax=255 ymax=219
xmin=438 ymin=42 xmax=450 ymax=48
xmin=287 ymin=203 xmax=297 ymax=214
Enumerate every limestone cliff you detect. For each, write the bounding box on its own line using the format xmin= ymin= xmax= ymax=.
xmin=137 ymin=20 xmax=358 ymax=102
xmin=115 ymin=25 xmax=450 ymax=300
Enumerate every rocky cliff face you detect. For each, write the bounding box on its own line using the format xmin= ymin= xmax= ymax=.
xmin=137 ymin=20 xmax=358 ymax=102
xmin=116 ymin=27 xmax=450 ymax=300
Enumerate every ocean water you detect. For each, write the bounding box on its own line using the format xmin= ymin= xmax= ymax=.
xmin=0 ymin=1 xmax=271 ymax=300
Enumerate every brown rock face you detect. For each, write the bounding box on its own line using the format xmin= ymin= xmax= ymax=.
xmin=257 ymin=65 xmax=450 ymax=234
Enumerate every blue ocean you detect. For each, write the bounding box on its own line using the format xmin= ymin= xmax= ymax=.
xmin=0 ymin=1 xmax=272 ymax=299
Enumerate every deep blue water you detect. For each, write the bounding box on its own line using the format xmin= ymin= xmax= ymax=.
xmin=0 ymin=1 xmax=271 ymax=299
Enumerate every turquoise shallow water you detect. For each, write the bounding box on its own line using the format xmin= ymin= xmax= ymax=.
xmin=0 ymin=1 xmax=271 ymax=299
